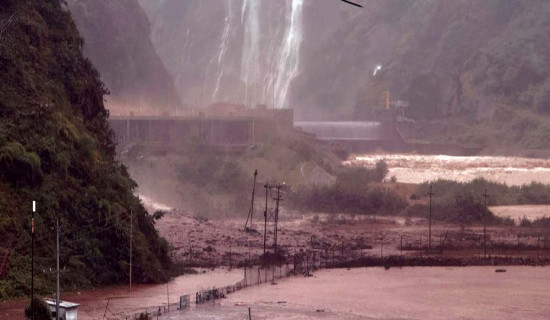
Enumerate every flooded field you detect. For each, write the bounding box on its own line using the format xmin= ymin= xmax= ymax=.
xmin=490 ymin=205 xmax=550 ymax=222
xmin=167 ymin=266 xmax=550 ymax=320
xmin=0 ymin=269 xmax=243 ymax=320
xmin=348 ymin=154 xmax=550 ymax=186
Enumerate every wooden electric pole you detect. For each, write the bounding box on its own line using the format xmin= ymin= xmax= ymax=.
xmin=130 ymin=209 xmax=133 ymax=292
xmin=245 ymin=170 xmax=258 ymax=230
xmin=56 ymin=214 xmax=60 ymax=320
xmin=427 ymin=185 xmax=435 ymax=251
xmin=263 ymin=184 xmax=268 ymax=255
xmin=273 ymin=184 xmax=283 ymax=255
xmin=31 ymin=201 xmax=36 ymax=320
xmin=483 ymin=189 xmax=489 ymax=258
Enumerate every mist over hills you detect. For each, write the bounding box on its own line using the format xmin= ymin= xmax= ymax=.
xmin=67 ymin=0 xmax=182 ymax=114
xmin=136 ymin=0 xmax=550 ymax=150
xmin=71 ymin=0 xmax=550 ymax=124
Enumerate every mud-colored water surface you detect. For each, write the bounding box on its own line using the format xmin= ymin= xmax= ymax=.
xmin=0 ymin=269 xmax=243 ymax=320
xmin=166 ymin=266 xmax=550 ymax=320
xmin=490 ymin=205 xmax=550 ymax=222
xmin=349 ymin=154 xmax=550 ymax=186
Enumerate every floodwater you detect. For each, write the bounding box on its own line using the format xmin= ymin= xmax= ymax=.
xmin=489 ymin=205 xmax=550 ymax=222
xmin=166 ymin=267 xmax=550 ymax=320
xmin=0 ymin=268 xmax=243 ymax=320
xmin=348 ymin=154 xmax=550 ymax=186
xmin=71 ymin=268 xmax=243 ymax=320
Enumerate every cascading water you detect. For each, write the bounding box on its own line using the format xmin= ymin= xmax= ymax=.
xmin=239 ymin=0 xmax=304 ymax=109
xmin=213 ymin=1 xmax=236 ymax=101
xmin=273 ymin=0 xmax=304 ymax=109
xmin=240 ymin=0 xmax=261 ymax=108
xmin=148 ymin=0 xmax=305 ymax=109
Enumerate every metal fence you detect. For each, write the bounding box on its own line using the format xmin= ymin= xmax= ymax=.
xmin=118 ymin=264 xmax=294 ymax=319
xmin=196 ymin=264 xmax=292 ymax=304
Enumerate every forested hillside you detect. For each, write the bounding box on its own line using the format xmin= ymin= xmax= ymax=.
xmin=0 ymin=0 xmax=170 ymax=299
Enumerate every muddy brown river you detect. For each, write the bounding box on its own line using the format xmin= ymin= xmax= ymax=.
xmin=166 ymin=266 xmax=550 ymax=320
xmin=348 ymin=154 xmax=550 ymax=186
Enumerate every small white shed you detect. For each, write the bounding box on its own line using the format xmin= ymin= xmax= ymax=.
xmin=44 ymin=299 xmax=80 ymax=320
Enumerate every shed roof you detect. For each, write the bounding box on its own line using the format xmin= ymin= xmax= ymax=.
xmin=44 ymin=299 xmax=80 ymax=309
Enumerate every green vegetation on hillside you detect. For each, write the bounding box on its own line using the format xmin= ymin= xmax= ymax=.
xmin=123 ymin=132 xmax=342 ymax=217
xmin=290 ymin=161 xmax=408 ymax=214
xmin=408 ymin=178 xmax=550 ymax=225
xmin=0 ymin=0 xmax=170 ymax=299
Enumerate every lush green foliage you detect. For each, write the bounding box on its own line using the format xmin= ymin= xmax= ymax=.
xmin=24 ymin=297 xmax=51 ymax=320
xmin=290 ymin=161 xmax=407 ymax=214
xmin=418 ymin=178 xmax=550 ymax=207
xmin=409 ymin=178 xmax=550 ymax=225
xmin=0 ymin=0 xmax=170 ymax=299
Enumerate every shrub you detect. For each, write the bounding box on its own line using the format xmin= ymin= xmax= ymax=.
xmin=25 ymin=298 xmax=51 ymax=320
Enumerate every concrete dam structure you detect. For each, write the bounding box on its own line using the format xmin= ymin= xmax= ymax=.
xmin=107 ymin=108 xmax=411 ymax=154
xmin=108 ymin=109 xmax=293 ymax=149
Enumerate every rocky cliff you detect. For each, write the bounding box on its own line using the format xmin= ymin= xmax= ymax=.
xmin=68 ymin=0 xmax=182 ymax=114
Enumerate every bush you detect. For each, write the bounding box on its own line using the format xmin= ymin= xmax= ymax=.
xmin=25 ymin=298 xmax=51 ymax=320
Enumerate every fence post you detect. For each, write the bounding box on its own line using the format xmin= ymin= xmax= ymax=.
xmin=517 ymin=234 xmax=521 ymax=259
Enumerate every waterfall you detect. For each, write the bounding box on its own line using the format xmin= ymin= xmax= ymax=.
xmin=240 ymin=0 xmax=261 ymax=108
xmin=273 ymin=0 xmax=304 ymax=109
xmin=213 ymin=0 xmax=236 ymax=101
xmin=239 ymin=0 xmax=303 ymax=109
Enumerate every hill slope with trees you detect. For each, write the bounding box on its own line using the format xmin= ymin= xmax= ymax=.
xmin=0 ymin=0 xmax=170 ymax=299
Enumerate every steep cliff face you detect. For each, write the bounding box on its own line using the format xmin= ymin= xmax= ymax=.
xmin=67 ymin=0 xmax=182 ymax=114
xmin=138 ymin=0 xmax=550 ymax=125
xmin=0 ymin=0 xmax=170 ymax=299
xmin=139 ymin=0 xmax=310 ymax=110
xmin=348 ymin=0 xmax=550 ymax=121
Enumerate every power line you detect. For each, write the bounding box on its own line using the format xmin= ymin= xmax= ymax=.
xmin=340 ymin=0 xmax=363 ymax=8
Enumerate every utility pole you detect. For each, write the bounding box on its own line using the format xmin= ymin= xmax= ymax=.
xmin=273 ymin=185 xmax=283 ymax=255
xmin=483 ymin=189 xmax=489 ymax=258
xmin=244 ymin=170 xmax=258 ymax=230
xmin=427 ymin=185 xmax=435 ymax=252
xmin=130 ymin=210 xmax=133 ymax=292
xmin=31 ymin=201 xmax=36 ymax=320
xmin=56 ymin=214 xmax=60 ymax=320
xmin=263 ymin=184 xmax=268 ymax=255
